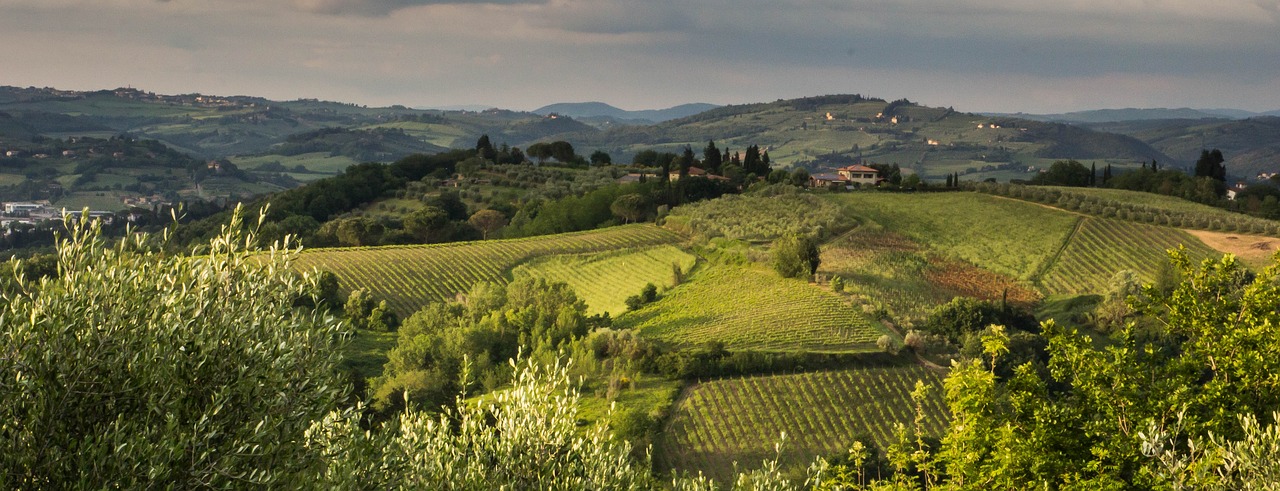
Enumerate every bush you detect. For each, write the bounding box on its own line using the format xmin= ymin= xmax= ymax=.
xmin=0 ymin=210 xmax=350 ymax=488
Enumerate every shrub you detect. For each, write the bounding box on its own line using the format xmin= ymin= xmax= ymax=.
xmin=0 ymin=209 xmax=350 ymax=488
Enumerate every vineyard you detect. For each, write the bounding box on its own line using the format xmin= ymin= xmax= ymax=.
xmin=968 ymin=182 xmax=1280 ymax=237
xmin=617 ymin=264 xmax=886 ymax=352
xmin=836 ymin=192 xmax=1080 ymax=281
xmin=662 ymin=188 xmax=854 ymax=242
xmin=655 ymin=364 xmax=948 ymax=482
xmin=820 ymin=225 xmax=1040 ymax=328
xmin=292 ymin=224 xmax=683 ymax=316
xmin=1038 ymin=217 xmax=1217 ymax=295
xmin=510 ymin=245 xmax=698 ymax=316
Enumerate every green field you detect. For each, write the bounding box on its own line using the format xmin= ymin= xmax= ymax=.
xmin=656 ymin=364 xmax=948 ymax=482
xmin=292 ymin=224 xmax=684 ymax=317
xmin=1038 ymin=217 xmax=1217 ymax=295
xmin=837 ymin=192 xmax=1080 ymax=281
xmin=511 ymin=245 xmax=698 ymax=317
xmin=617 ymin=264 xmax=887 ymax=352
xmin=231 ymin=152 xmax=359 ymax=175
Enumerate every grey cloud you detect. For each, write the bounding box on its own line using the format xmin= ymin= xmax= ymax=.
xmin=291 ymin=0 xmax=542 ymax=16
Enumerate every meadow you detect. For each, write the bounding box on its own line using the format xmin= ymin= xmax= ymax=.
xmin=617 ymin=263 xmax=887 ymax=352
xmin=655 ymin=364 xmax=948 ymax=482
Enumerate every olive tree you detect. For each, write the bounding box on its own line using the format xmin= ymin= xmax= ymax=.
xmin=0 ymin=209 xmax=350 ymax=488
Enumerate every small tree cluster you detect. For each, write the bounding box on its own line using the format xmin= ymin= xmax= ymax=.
xmin=771 ymin=233 xmax=821 ymax=279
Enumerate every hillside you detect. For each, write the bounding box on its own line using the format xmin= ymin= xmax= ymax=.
xmin=574 ymin=95 xmax=1170 ymax=182
xmin=533 ymin=102 xmax=720 ymax=124
xmin=1085 ymin=117 xmax=1280 ymax=178
xmin=4 ymin=87 xmax=1185 ymax=187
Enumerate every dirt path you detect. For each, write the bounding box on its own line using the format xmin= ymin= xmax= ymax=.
xmin=880 ymin=319 xmax=949 ymax=374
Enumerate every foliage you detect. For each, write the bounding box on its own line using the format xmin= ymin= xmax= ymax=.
xmin=772 ymin=233 xmax=820 ymax=279
xmin=292 ymin=224 xmax=682 ymax=317
xmin=838 ymin=250 xmax=1280 ymax=488
xmin=369 ymin=277 xmax=596 ymax=412
xmin=305 ymin=358 xmax=657 ymax=490
xmin=0 ymin=210 xmax=350 ymax=488
xmin=922 ymin=297 xmax=1036 ymax=343
xmin=1141 ymin=411 xmax=1280 ymax=490
xmin=466 ymin=208 xmax=508 ymax=239
xmin=663 ymin=187 xmax=854 ymax=242
xmin=619 ymin=264 xmax=886 ymax=352
xmin=1029 ymin=159 xmax=1092 ymax=187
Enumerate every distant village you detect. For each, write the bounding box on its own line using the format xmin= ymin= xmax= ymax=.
xmin=0 ymin=200 xmax=118 ymax=230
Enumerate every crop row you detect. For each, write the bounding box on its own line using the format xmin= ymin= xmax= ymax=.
xmin=618 ymin=264 xmax=887 ymax=352
xmin=292 ymin=224 xmax=683 ymax=316
xmin=510 ymin=245 xmax=698 ymax=317
xmin=655 ymin=364 xmax=948 ymax=483
xmin=1039 ymin=217 xmax=1216 ymax=295
xmin=968 ymin=182 xmax=1280 ymax=237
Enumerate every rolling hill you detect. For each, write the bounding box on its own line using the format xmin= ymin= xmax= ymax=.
xmin=532 ymin=102 xmax=720 ymax=124
xmin=1085 ymin=117 xmax=1280 ymax=179
xmin=4 ymin=86 xmax=1183 ymax=185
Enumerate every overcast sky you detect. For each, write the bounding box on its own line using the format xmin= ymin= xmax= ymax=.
xmin=2 ymin=0 xmax=1278 ymax=113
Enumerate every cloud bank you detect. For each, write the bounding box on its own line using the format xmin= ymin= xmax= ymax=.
xmin=0 ymin=0 xmax=1276 ymax=112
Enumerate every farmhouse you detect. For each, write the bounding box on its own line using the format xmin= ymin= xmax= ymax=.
xmin=809 ymin=173 xmax=848 ymax=189
xmin=836 ymin=165 xmax=880 ymax=186
xmin=668 ymin=166 xmax=708 ymax=181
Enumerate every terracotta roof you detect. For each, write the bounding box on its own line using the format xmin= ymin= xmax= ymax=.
xmin=836 ymin=165 xmax=878 ymax=173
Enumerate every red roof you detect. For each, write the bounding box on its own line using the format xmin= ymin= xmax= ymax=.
xmin=836 ymin=165 xmax=878 ymax=173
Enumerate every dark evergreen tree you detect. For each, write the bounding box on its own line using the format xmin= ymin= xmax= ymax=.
xmin=475 ymin=134 xmax=496 ymax=161
xmin=1090 ymin=162 xmax=1097 ymax=187
xmin=744 ymin=145 xmax=763 ymax=175
xmin=703 ymin=140 xmax=722 ymax=174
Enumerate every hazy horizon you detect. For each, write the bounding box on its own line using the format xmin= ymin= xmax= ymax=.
xmin=3 ymin=1 xmax=1278 ymax=114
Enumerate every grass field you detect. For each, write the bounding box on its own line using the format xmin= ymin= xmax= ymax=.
xmin=511 ymin=245 xmax=698 ymax=317
xmin=231 ymin=152 xmax=359 ymax=175
xmin=1038 ymin=217 xmax=1217 ymax=295
xmin=292 ymin=224 xmax=684 ymax=317
xmin=836 ymin=192 xmax=1080 ymax=281
xmin=617 ymin=263 xmax=887 ymax=352
xmin=655 ymin=364 xmax=948 ymax=482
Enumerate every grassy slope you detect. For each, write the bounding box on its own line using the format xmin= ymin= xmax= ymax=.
xmin=511 ymin=245 xmax=698 ymax=317
xmin=656 ymin=364 xmax=947 ymax=482
xmin=292 ymin=224 xmax=684 ymax=317
xmin=617 ymin=263 xmax=887 ymax=352
xmin=836 ymin=192 xmax=1080 ymax=282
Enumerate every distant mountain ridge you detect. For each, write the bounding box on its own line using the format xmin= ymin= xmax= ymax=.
xmin=532 ymin=102 xmax=720 ymax=124
xmin=997 ymin=107 xmax=1280 ymax=124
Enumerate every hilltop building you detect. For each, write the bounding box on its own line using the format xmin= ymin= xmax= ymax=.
xmin=836 ymin=165 xmax=880 ymax=186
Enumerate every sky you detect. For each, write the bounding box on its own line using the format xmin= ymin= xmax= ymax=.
xmin=1 ymin=0 xmax=1278 ymax=114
